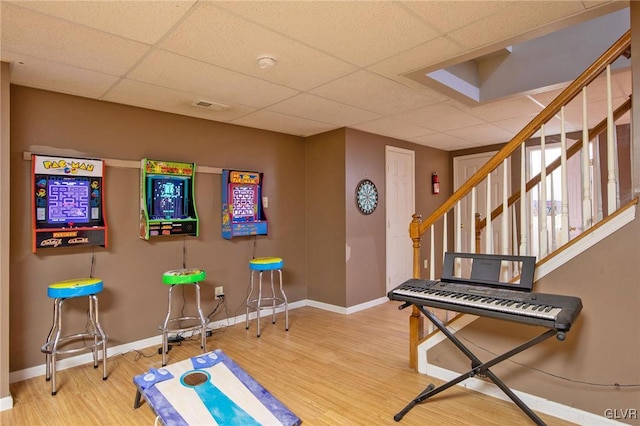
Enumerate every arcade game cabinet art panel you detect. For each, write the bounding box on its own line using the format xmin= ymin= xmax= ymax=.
xmin=221 ymin=169 xmax=267 ymax=239
xmin=32 ymin=154 xmax=108 ymax=252
xmin=140 ymin=159 xmax=199 ymax=239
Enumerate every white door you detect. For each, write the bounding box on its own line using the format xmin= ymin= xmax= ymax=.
xmin=385 ymin=146 xmax=415 ymax=292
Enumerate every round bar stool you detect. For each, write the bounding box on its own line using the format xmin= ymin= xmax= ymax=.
xmin=41 ymin=278 xmax=108 ymax=395
xmin=160 ymin=268 xmax=209 ymax=366
xmin=246 ymin=257 xmax=289 ymax=337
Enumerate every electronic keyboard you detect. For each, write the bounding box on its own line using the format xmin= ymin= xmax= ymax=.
xmin=388 ymin=278 xmax=582 ymax=331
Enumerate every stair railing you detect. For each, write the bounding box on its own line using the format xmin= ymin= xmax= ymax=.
xmin=406 ymin=30 xmax=631 ymax=370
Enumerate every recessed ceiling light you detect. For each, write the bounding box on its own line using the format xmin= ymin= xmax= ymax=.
xmin=257 ymin=55 xmax=277 ymax=69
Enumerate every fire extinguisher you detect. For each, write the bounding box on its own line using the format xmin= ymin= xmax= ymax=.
xmin=432 ymin=172 xmax=440 ymax=195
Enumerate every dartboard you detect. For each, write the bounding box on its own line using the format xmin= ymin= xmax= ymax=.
xmin=355 ymin=179 xmax=378 ymax=215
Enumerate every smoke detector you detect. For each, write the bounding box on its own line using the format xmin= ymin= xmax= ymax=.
xmin=257 ymin=55 xmax=277 ymax=69
xmin=192 ymin=100 xmax=229 ymax=111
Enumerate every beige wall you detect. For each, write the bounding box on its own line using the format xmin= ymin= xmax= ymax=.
xmin=9 ymin=86 xmax=307 ymax=371
xmin=345 ymin=129 xmax=452 ymax=305
xmin=1 ymin=63 xmax=11 ymax=403
xmin=304 ymin=129 xmax=347 ymax=306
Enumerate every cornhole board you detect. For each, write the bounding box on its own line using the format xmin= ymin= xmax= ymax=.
xmin=133 ymin=349 xmax=301 ymax=425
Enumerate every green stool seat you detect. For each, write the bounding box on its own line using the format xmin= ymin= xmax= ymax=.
xmin=160 ymin=268 xmax=209 ymax=366
xmin=162 ymin=269 xmax=206 ymax=285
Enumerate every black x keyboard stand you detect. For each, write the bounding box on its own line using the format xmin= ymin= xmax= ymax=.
xmin=393 ymin=303 xmax=563 ymax=426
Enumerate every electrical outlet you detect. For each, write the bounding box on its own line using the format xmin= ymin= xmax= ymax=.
xmin=215 ymin=286 xmax=224 ymax=297
xmin=424 ymin=259 xmax=429 ymax=269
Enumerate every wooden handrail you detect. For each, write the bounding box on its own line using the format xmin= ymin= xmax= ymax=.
xmin=477 ymin=97 xmax=632 ymax=230
xmin=415 ymin=30 xmax=630 ymax=237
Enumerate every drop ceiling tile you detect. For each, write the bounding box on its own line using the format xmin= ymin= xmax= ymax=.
xmin=469 ymin=97 xmax=544 ymax=122
xmin=160 ymin=3 xmax=356 ymax=91
xmin=4 ymin=52 xmax=119 ymax=99
xmin=309 ymin=71 xmax=439 ymax=115
xmin=446 ymin=122 xmax=515 ymax=145
xmin=267 ymin=93 xmax=381 ymax=127
xmin=103 ymin=79 xmax=257 ymax=123
xmin=530 ymin=69 xmax=630 ymax=108
xmin=127 ymin=50 xmax=299 ymax=108
xmin=231 ymin=110 xmax=337 ymax=137
xmin=560 ymin=96 xmax=631 ymax=130
xmin=368 ymin=36 xmax=466 ymax=80
xmin=492 ymin=114 xmax=540 ymax=135
xmin=351 ymin=117 xmax=436 ymax=141
xmin=399 ymin=103 xmax=485 ymax=132
xmin=1 ymin=3 xmax=150 ymax=75
xmin=402 ymin=1 xmax=510 ymax=34
xmin=409 ymin=132 xmax=470 ymax=151
xmin=5 ymin=0 xmax=196 ymax=44
xmin=447 ymin=2 xmax=585 ymax=50
xmin=214 ymin=1 xmax=439 ymax=67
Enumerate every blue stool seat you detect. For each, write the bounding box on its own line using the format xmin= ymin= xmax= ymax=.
xmin=249 ymin=257 xmax=284 ymax=271
xmin=47 ymin=278 xmax=103 ymax=299
xmin=246 ymin=257 xmax=289 ymax=337
xmin=42 ymin=277 xmax=108 ymax=395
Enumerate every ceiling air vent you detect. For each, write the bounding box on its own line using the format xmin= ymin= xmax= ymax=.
xmin=192 ymin=100 xmax=229 ymax=111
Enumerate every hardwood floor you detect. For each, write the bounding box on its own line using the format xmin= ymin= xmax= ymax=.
xmin=1 ymin=302 xmax=575 ymax=425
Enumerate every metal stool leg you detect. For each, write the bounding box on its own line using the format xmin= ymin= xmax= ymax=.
xmin=193 ymin=283 xmax=207 ymax=353
xmin=278 ymin=269 xmax=289 ymax=331
xmin=43 ymin=298 xmax=60 ymax=383
xmin=50 ymin=298 xmax=64 ymax=395
xmin=246 ymin=271 xmax=255 ymax=331
xmin=161 ymin=285 xmax=174 ymax=367
xmin=270 ymin=270 xmax=277 ymax=324
xmin=257 ymin=271 xmax=264 ymax=337
xmin=89 ymin=294 xmax=108 ymax=380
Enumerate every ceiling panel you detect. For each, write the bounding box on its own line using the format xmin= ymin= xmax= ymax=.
xmin=6 ymin=0 xmax=196 ymax=44
xmin=126 ymin=50 xmax=299 ymax=108
xmin=2 ymin=3 xmax=150 ymax=75
xmin=159 ymin=3 xmax=357 ymax=91
xmin=0 ymin=0 xmax=629 ymax=151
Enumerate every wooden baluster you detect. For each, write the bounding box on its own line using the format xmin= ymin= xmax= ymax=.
xmin=581 ymin=87 xmax=593 ymax=229
xmin=606 ymin=65 xmax=618 ymax=215
xmin=502 ymin=159 xmax=509 ymax=256
xmin=455 ymin=201 xmax=462 ymax=276
xmin=539 ymin=125 xmax=549 ymax=258
xmin=560 ymin=106 xmax=570 ymax=245
xmin=475 ymin=212 xmax=482 ymax=254
xmin=471 ymin=188 xmax=477 ymax=253
xmin=519 ymin=143 xmax=528 ymax=256
xmin=429 ymin=224 xmax=435 ymax=280
xmin=485 ymin=173 xmax=492 ymax=254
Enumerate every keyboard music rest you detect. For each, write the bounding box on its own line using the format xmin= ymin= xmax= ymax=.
xmin=388 ymin=278 xmax=582 ymax=331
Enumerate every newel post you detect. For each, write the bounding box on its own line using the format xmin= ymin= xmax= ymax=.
xmin=409 ymin=214 xmax=424 ymax=370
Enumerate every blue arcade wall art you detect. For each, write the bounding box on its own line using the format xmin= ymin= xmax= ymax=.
xmin=221 ymin=169 xmax=267 ymax=239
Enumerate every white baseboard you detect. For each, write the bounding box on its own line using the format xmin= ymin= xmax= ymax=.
xmin=417 ymin=319 xmax=622 ymax=425
xmin=0 ymin=395 xmax=13 ymax=411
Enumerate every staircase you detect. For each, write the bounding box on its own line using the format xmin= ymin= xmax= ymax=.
xmin=405 ymin=30 xmax=636 ymax=370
